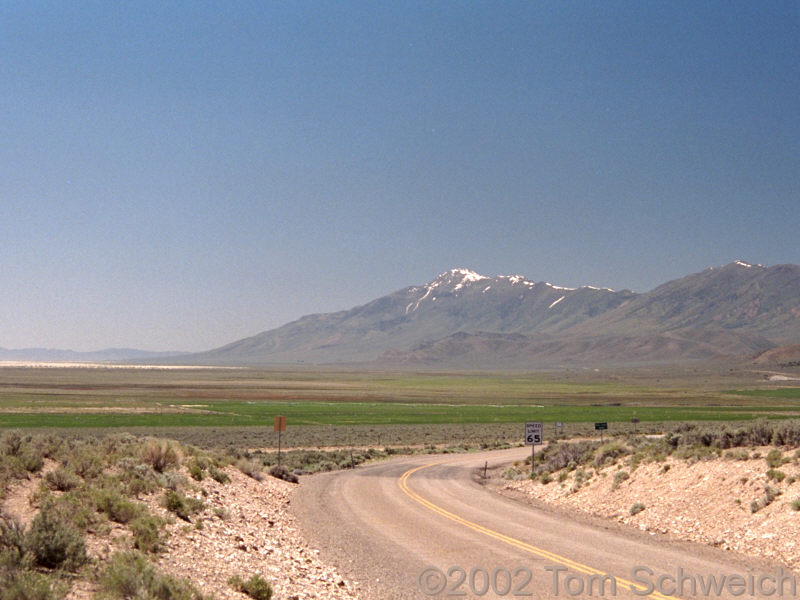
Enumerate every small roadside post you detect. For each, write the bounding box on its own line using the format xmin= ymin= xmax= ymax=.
xmin=274 ymin=415 xmax=287 ymax=467
xmin=525 ymin=422 xmax=543 ymax=476
xmin=631 ymin=417 xmax=640 ymax=434
xmin=595 ymin=421 xmax=608 ymax=443
xmin=555 ymin=421 xmax=563 ymax=438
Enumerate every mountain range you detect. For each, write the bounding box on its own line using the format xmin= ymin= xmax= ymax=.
xmin=185 ymin=261 xmax=800 ymax=368
xmin=0 ymin=347 xmax=184 ymax=363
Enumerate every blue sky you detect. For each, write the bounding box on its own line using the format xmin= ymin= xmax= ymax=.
xmin=1 ymin=1 xmax=798 ymax=352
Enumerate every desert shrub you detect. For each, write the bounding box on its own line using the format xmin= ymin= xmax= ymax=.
xmin=661 ymin=464 xmax=671 ymax=474
xmin=187 ymin=459 xmax=206 ymax=481
xmin=629 ymin=502 xmax=646 ymax=516
xmin=724 ymin=449 xmax=750 ymax=461
xmin=268 ymin=465 xmax=298 ymax=483
xmin=44 ymin=467 xmax=81 ymax=492
xmin=540 ymin=441 xmax=597 ymax=473
xmin=20 ymin=452 xmax=44 ymax=474
xmin=767 ymin=469 xmax=787 ymax=483
xmin=118 ymin=463 xmax=161 ymax=498
xmin=98 ymin=551 xmax=205 ymax=600
xmin=0 ymin=569 xmax=65 ymax=600
xmin=747 ymin=419 xmax=775 ymax=447
xmin=32 ymin=488 xmax=99 ymax=534
xmin=26 ymin=501 xmax=87 ymax=571
xmin=100 ymin=433 xmax=138 ymax=459
xmin=1 ymin=431 xmax=25 ymax=457
xmin=163 ymin=491 xmax=204 ymax=522
xmin=501 ymin=467 xmax=523 ymax=480
xmin=669 ymin=420 xmax=800 ymax=450
xmin=0 ymin=454 xmax=26 ymax=492
xmin=751 ymin=486 xmax=782 ymax=513
xmin=93 ymin=487 xmax=145 ymax=524
xmin=65 ymin=448 xmax=104 ymax=481
xmin=540 ymin=472 xmax=552 ymax=485
xmin=612 ymin=470 xmax=630 ymax=490
xmin=160 ymin=471 xmax=188 ymax=491
xmin=574 ymin=468 xmax=590 ymax=485
xmin=765 ymin=485 xmax=781 ymax=504
xmin=662 ymin=432 xmax=681 ymax=449
xmin=140 ymin=440 xmax=181 ymax=473
xmin=0 ymin=517 xmax=30 ymax=576
xmin=236 ymin=459 xmax=264 ymax=481
xmin=208 ymin=465 xmax=230 ymax=484
xmin=316 ymin=460 xmax=338 ymax=472
xmin=129 ymin=514 xmax=166 ymax=554
xmin=33 ymin=434 xmax=66 ymax=462
xmin=228 ymin=574 xmax=273 ymax=600
xmin=771 ymin=422 xmax=800 ymax=446
xmin=673 ymin=445 xmax=718 ymax=462
xmin=766 ymin=449 xmax=785 ymax=469
xmin=593 ymin=442 xmax=627 ymax=468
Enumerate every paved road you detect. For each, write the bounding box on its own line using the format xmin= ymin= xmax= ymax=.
xmin=292 ymin=448 xmax=791 ymax=599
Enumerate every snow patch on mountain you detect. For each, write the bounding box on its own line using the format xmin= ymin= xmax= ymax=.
xmin=545 ymin=282 xmax=576 ymax=291
xmin=407 ymin=268 xmax=489 ymax=312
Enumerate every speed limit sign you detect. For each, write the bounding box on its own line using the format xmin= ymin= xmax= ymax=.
xmin=525 ymin=422 xmax=543 ymax=446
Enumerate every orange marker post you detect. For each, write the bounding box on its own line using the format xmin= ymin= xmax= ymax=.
xmin=274 ymin=415 xmax=287 ymax=467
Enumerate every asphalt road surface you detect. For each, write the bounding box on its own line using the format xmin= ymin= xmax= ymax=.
xmin=292 ymin=448 xmax=793 ymax=599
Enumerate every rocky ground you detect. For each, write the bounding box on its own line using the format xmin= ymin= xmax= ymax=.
xmin=501 ymin=446 xmax=800 ymax=571
xmin=3 ymin=463 xmax=362 ymax=600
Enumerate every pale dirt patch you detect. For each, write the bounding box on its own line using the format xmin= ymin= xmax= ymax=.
xmin=1 ymin=459 xmax=56 ymax=526
xmin=2 ymin=476 xmax=41 ymax=526
xmin=0 ymin=406 xmax=216 ymax=414
xmin=137 ymin=467 xmax=361 ymax=600
xmin=502 ymin=447 xmax=800 ymax=570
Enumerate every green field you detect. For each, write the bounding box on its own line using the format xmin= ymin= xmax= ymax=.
xmin=1 ymin=400 xmax=798 ymax=430
xmin=1 ymin=365 xmax=798 ymax=433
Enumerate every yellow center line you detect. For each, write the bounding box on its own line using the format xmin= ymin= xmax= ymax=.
xmin=398 ymin=462 xmax=673 ymax=600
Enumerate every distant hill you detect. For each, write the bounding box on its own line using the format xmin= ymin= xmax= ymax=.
xmin=183 ymin=261 xmax=800 ymax=367
xmin=0 ymin=347 xmax=184 ymax=363
xmin=753 ymin=344 xmax=800 ymax=367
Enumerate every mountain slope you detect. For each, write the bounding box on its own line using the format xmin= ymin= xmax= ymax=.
xmin=565 ymin=261 xmax=800 ymax=341
xmin=190 ymin=269 xmax=636 ymax=364
xmin=187 ymin=262 xmax=798 ymax=367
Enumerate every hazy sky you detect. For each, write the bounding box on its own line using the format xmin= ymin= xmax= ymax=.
xmin=2 ymin=2 xmax=798 ymax=352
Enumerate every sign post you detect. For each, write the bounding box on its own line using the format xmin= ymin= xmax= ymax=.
xmin=631 ymin=417 xmax=640 ymax=434
xmin=525 ymin=422 xmax=543 ymax=476
xmin=595 ymin=421 xmax=608 ymax=443
xmin=274 ymin=415 xmax=287 ymax=467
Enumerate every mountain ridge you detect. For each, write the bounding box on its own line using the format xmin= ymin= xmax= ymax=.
xmin=183 ymin=261 xmax=800 ymax=367
xmin=0 ymin=347 xmax=185 ymax=363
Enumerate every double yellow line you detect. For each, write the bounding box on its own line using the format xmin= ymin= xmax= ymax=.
xmin=398 ymin=463 xmax=672 ymax=599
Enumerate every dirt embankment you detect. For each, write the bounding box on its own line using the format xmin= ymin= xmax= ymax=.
xmin=3 ymin=465 xmax=362 ymax=600
xmin=501 ymin=447 xmax=800 ymax=570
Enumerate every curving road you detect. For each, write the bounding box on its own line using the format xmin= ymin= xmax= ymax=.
xmin=292 ymin=448 xmax=789 ymax=599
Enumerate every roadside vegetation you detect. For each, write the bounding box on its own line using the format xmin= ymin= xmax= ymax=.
xmin=0 ymin=430 xmax=228 ymax=599
xmin=0 ymin=427 xmax=512 ymax=598
xmin=502 ymin=419 xmax=800 ymax=510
